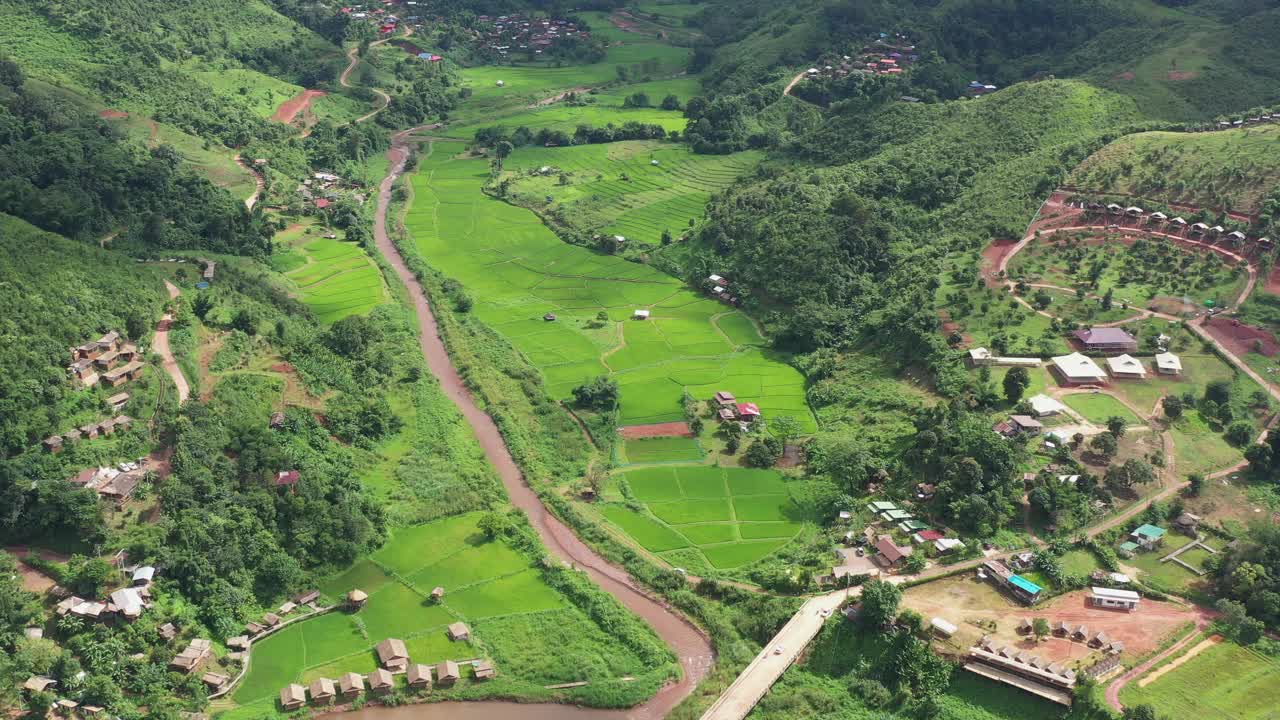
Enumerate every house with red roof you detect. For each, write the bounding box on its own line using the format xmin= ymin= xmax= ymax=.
xmin=314 ymin=198 xmax=330 ymax=209
xmin=274 ymin=470 xmax=300 ymax=488
xmin=735 ymin=402 xmax=761 ymax=421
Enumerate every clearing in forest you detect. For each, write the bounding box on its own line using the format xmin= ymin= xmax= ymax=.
xmin=271 ymin=222 xmax=387 ymax=324
xmin=502 ymin=140 xmax=763 ymax=247
xmin=601 ymin=466 xmax=808 ymax=571
xmin=229 ymin=513 xmax=665 ymax=714
xmin=1068 ymin=124 xmax=1280 ymax=213
xmin=404 ymin=141 xmax=813 ymax=430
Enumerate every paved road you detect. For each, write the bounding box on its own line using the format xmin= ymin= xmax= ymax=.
xmin=154 ymin=280 xmax=189 ymax=403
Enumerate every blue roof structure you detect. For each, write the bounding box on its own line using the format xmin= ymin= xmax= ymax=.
xmin=1132 ymin=524 xmax=1166 ymax=539
xmin=1008 ymin=575 xmax=1042 ymax=596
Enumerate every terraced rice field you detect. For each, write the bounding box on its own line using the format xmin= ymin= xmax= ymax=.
xmin=601 ymin=466 xmax=808 ymax=569
xmin=505 ymin=141 xmax=763 ymax=246
xmin=405 ymin=141 xmax=813 ymax=430
xmin=275 ymin=226 xmax=386 ymax=323
xmin=233 ymin=512 xmax=652 ymax=709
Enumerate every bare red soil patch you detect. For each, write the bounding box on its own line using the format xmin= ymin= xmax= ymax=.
xmin=618 ymin=421 xmax=692 ymax=439
xmin=5 ymin=546 xmax=71 ymax=592
xmin=273 ymin=89 xmax=327 ymax=124
xmin=98 ymin=109 xmax=128 ymax=119
xmin=981 ymin=238 xmax=1021 ymax=278
xmin=1148 ymin=295 xmax=1200 ymax=316
xmin=1167 ymin=71 xmax=1198 ymax=81
xmin=1202 ymin=315 xmax=1280 ymax=357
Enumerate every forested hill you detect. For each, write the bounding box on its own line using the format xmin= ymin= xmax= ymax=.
xmin=689 ymin=0 xmax=1280 ymax=120
xmin=669 ymin=79 xmax=1140 ymax=375
xmin=0 ymin=56 xmax=271 ymax=254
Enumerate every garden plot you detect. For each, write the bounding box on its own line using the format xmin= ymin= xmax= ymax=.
xmin=233 ymin=512 xmax=625 ymax=704
xmin=276 ymin=225 xmax=386 ymax=323
xmin=602 ymin=466 xmax=808 ymax=569
xmin=406 ymin=142 xmax=813 ymax=432
xmin=1119 ymin=639 xmax=1280 ymax=719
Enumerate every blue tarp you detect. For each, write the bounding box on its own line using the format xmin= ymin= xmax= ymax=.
xmin=1008 ymin=575 xmax=1042 ymax=595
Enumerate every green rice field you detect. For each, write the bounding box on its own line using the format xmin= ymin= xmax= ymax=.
xmin=503 ymin=140 xmax=763 ymax=247
xmin=602 ymin=466 xmax=808 ymax=569
xmin=273 ymin=224 xmax=387 ymax=323
xmin=621 ymin=436 xmax=703 ymax=463
xmin=1119 ymin=639 xmax=1280 ymax=719
xmin=233 ymin=512 xmax=657 ymax=707
xmin=1061 ymin=393 xmax=1142 ymax=424
xmin=404 ymin=141 xmax=813 ymax=430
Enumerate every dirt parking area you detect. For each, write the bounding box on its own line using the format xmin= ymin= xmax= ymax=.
xmin=5 ymin=546 xmax=68 ymax=593
xmin=903 ymin=576 xmax=1198 ymax=664
xmin=618 ymin=421 xmax=692 ymax=439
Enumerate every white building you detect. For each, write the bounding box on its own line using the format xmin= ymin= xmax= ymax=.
xmin=1028 ymin=394 xmax=1067 ymax=417
xmin=1154 ymin=352 xmax=1182 ymax=375
xmin=1050 ymin=352 xmax=1107 ymax=385
xmin=633 ymin=309 xmax=650 ymax=320
xmin=1089 ymin=586 xmax=1140 ymax=611
xmin=1105 ymin=354 xmax=1146 ymax=379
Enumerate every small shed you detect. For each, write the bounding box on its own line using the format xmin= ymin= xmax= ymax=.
xmin=633 ymin=309 xmax=650 ymax=320
xmin=367 ymin=668 xmax=395 ymax=694
xmin=338 ymin=671 xmax=365 ymax=698
xmin=448 ymin=621 xmax=471 ymax=641
xmin=474 ymin=659 xmax=496 ymax=680
xmin=436 ymin=660 xmax=461 ymax=685
xmin=930 ymin=617 xmax=957 ymax=637
xmin=431 ymin=586 xmax=445 ymax=600
xmin=309 ymin=677 xmax=336 ymax=704
xmin=407 ymin=663 xmax=433 ymax=688
xmin=280 ymin=684 xmax=306 ymax=710
xmin=348 ymin=589 xmax=368 ymax=608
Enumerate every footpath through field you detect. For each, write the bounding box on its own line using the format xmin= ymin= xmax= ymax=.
xmin=154 ymin=280 xmax=189 ymax=403
xmin=371 ymin=130 xmax=714 ymax=719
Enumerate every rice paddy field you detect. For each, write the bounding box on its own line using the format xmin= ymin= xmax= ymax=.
xmin=1119 ymin=639 xmax=1280 ymax=719
xmin=503 ymin=140 xmax=763 ymax=246
xmin=405 ymin=141 xmax=813 ymax=430
xmin=229 ymin=513 xmax=662 ymax=713
xmin=270 ymin=222 xmax=387 ymax=324
xmin=601 ymin=466 xmax=809 ymax=569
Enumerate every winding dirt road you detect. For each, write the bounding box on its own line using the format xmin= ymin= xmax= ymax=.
xmin=782 ymin=71 xmax=807 ymax=98
xmin=154 ymin=280 xmax=190 ymax=403
xmin=233 ymin=155 xmax=264 ymax=210
xmin=339 ymin=38 xmax=396 ymax=123
xmin=371 ymin=128 xmax=713 ymax=719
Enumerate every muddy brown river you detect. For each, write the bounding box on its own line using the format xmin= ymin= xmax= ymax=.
xmin=358 ymin=128 xmax=715 ymax=719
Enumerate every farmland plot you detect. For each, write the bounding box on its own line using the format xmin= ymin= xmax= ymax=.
xmin=278 ymin=229 xmax=387 ymax=323
xmin=405 ymin=142 xmax=813 ymax=431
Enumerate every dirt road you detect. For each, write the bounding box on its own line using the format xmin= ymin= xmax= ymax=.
xmin=233 ymin=155 xmax=264 ymax=210
xmin=340 ymin=34 xmax=402 ymax=123
xmin=371 ymin=129 xmax=713 ymax=719
xmin=782 ymin=71 xmax=807 ymax=98
xmin=154 ymin=280 xmax=190 ymax=403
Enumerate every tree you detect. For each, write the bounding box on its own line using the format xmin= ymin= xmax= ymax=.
xmin=1101 ymin=288 xmax=1113 ymax=310
xmin=1089 ymin=432 xmax=1117 ymax=459
xmin=572 ymin=376 xmax=619 ymax=412
xmin=660 ymin=94 xmax=680 ymax=110
xmin=477 ymin=511 xmax=514 ymax=539
xmin=1185 ymin=473 xmax=1205 ymax=497
xmin=860 ymin=579 xmax=901 ymax=627
xmin=1245 ymin=443 xmax=1273 ymax=473
xmin=231 ymin=308 xmax=257 ymax=335
xmin=1032 ymin=617 xmax=1051 ymax=642
xmin=65 ymin=555 xmax=114 ymax=597
xmin=743 ymin=436 xmax=783 ymax=468
xmin=493 ymin=140 xmax=513 ymax=171
xmin=1107 ymin=415 xmax=1127 ymax=439
xmin=0 ymin=552 xmax=38 ymax=647
xmin=903 ymin=553 xmax=926 ymax=573
xmin=1163 ymin=394 xmax=1184 ymax=420
xmin=1122 ymin=705 xmax=1162 ymax=720
xmin=1226 ymin=420 xmax=1254 ymax=447
xmin=1106 ymin=458 xmax=1156 ymax=490
xmin=771 ymin=416 xmax=801 ymax=446
xmin=1003 ymin=366 xmax=1031 ymax=404
xmin=1031 ymin=289 xmax=1051 ymax=309
xmin=689 ymin=417 xmax=704 ymax=435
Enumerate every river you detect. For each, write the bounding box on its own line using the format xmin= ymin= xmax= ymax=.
xmin=356 ymin=127 xmax=715 ymax=720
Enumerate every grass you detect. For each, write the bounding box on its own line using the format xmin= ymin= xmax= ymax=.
xmin=1168 ymin=409 xmax=1244 ymax=476
xmin=233 ymin=512 xmax=624 ymax=705
xmin=501 ymin=140 xmax=763 ymax=247
xmin=192 ymin=67 xmax=302 ymax=118
xmin=621 ymin=436 xmax=702 ymax=463
xmin=1119 ymin=639 xmax=1280 ymax=718
xmin=1059 ymin=548 xmax=1102 ymax=576
xmin=1126 ymin=533 xmax=1204 ymax=592
xmin=404 ymin=141 xmax=813 ymax=431
xmin=1061 ymin=393 xmax=1142 ymax=424
xmin=1070 ymin=124 xmax=1280 ymax=213
xmin=603 ymin=466 xmax=808 ymax=571
xmin=275 ymin=222 xmax=387 ymax=324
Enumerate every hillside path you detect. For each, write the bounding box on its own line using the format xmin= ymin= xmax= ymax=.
xmin=340 ymin=28 xmax=411 ymax=124
xmin=233 ymin=155 xmax=264 ymax=210
xmin=371 ymin=129 xmax=713 ymax=719
xmin=154 ymin=280 xmax=189 ymax=403
xmin=783 ymin=71 xmax=806 ymax=97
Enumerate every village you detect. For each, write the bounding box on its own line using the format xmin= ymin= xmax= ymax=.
xmin=472 ymin=13 xmax=587 ymax=58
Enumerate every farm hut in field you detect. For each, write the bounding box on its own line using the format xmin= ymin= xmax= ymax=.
xmin=1089 ymin=631 xmax=1110 ymax=649
xmin=338 ymin=672 xmax=364 ymax=698
xmin=24 ymin=676 xmax=56 ymax=693
xmin=347 ymin=589 xmax=368 ymax=609
xmin=1071 ymin=625 xmax=1088 ymax=642
xmin=1154 ymin=352 xmax=1182 ymax=375
xmin=270 ymin=411 xmax=286 ymax=429
xmin=376 ymin=638 xmax=410 ymax=671
xmin=931 ymin=618 xmax=957 ymax=637
xmin=431 ymin=586 xmax=444 ymax=600
xmin=448 ymin=622 xmax=471 ymax=641
xmin=633 ymin=309 xmax=650 ymax=320
xmin=1108 ymin=641 xmax=1125 ymax=655
xmin=714 ymin=391 xmax=736 ymax=407
xmin=436 ymin=660 xmax=461 ymax=685
xmin=495 ymin=80 xmax=504 ymax=87
xmin=474 ymin=660 xmax=496 ymax=680
xmin=1053 ymin=620 xmax=1069 ymax=637
xmin=201 ymin=672 xmax=229 ymax=691
xmin=735 ymin=402 xmax=761 ymax=421
xmin=309 ymin=677 xmax=336 ymax=704
xmin=43 ymin=436 xmax=63 ymax=453
xmin=274 ymin=470 xmax=300 ymax=488
xmin=1174 ymin=512 xmax=1201 ymax=535
xmin=1210 ymin=225 xmax=1225 ymax=236
xmin=407 ymin=664 xmax=432 ymax=689
xmin=367 ymin=668 xmax=395 ymax=694
xmin=245 ymin=621 xmax=266 ymax=636
xmin=280 ymin=684 xmax=306 ymax=710
xmin=1017 ymin=618 xmax=1033 ymax=635
xmin=279 ymin=601 xmax=297 ymax=615
xmin=543 ymin=313 xmax=556 ymax=321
